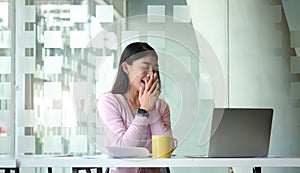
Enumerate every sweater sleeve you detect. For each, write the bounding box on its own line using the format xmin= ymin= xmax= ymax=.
xmin=97 ymin=93 xmax=148 ymax=147
xmin=149 ymin=99 xmax=172 ymax=136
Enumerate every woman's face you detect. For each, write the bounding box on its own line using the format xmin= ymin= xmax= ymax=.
xmin=124 ymin=55 xmax=158 ymax=92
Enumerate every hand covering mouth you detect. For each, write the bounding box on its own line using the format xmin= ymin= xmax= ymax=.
xmin=140 ymin=79 xmax=146 ymax=88
xmin=140 ymin=75 xmax=150 ymax=88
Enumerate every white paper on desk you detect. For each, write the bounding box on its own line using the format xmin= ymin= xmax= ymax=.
xmin=105 ymin=146 xmax=150 ymax=158
xmin=82 ymin=154 xmax=107 ymax=159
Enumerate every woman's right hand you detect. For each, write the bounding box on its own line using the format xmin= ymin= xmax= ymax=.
xmin=139 ymin=73 xmax=161 ymax=112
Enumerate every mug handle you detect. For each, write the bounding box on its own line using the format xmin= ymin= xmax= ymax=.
xmin=170 ymin=138 xmax=178 ymax=153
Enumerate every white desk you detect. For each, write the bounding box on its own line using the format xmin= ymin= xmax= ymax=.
xmin=17 ymin=155 xmax=300 ymax=168
xmin=0 ymin=157 xmax=16 ymax=168
xmin=0 ymin=157 xmax=18 ymax=173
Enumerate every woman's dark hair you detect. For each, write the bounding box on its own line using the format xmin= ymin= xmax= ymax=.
xmin=111 ymin=42 xmax=160 ymax=94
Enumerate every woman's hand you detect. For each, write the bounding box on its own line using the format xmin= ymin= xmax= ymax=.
xmin=139 ymin=73 xmax=161 ymax=112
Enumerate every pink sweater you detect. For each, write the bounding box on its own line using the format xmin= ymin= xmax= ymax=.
xmin=97 ymin=93 xmax=172 ymax=173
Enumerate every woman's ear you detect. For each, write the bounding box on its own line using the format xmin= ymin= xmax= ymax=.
xmin=121 ymin=62 xmax=129 ymax=74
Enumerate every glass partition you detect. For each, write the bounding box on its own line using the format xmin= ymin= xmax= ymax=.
xmin=1 ymin=0 xmax=299 ymax=173
xmin=7 ymin=0 xmax=220 ymax=160
xmin=0 ymin=0 xmax=13 ymax=155
xmin=12 ymin=0 xmax=125 ymax=157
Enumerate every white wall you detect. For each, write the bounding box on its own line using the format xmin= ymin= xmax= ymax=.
xmin=188 ymin=0 xmax=300 ymax=172
xmin=229 ymin=0 xmax=300 ymax=154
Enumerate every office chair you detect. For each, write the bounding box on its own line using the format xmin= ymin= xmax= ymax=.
xmin=72 ymin=167 xmax=102 ymax=173
xmin=105 ymin=167 xmax=171 ymax=173
xmin=46 ymin=167 xmax=102 ymax=173
xmin=2 ymin=168 xmax=19 ymax=173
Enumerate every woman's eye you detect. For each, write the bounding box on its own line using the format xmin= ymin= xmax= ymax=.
xmin=141 ymin=66 xmax=150 ymax=70
xmin=140 ymin=66 xmax=158 ymax=72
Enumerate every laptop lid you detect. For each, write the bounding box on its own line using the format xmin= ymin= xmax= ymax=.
xmin=208 ymin=108 xmax=273 ymax=158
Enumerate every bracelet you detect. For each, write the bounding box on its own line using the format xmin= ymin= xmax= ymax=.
xmin=136 ymin=108 xmax=149 ymax=118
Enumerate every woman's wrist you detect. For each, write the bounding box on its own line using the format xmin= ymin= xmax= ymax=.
xmin=136 ymin=108 xmax=149 ymax=118
xmin=140 ymin=104 xmax=151 ymax=112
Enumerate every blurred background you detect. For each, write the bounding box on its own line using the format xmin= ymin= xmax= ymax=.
xmin=0 ymin=0 xmax=299 ymax=172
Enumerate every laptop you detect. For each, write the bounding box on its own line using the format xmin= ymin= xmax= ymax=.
xmin=208 ymin=108 xmax=273 ymax=158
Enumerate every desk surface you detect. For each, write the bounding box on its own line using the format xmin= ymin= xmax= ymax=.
xmin=16 ymin=155 xmax=300 ymax=168
xmin=0 ymin=157 xmax=16 ymax=168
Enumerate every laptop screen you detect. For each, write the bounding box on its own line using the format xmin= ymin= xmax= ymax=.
xmin=208 ymin=108 xmax=273 ymax=158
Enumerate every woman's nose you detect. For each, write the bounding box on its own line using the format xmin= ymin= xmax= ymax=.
xmin=147 ymin=69 xmax=154 ymax=75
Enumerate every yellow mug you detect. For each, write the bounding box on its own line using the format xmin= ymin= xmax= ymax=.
xmin=152 ymin=135 xmax=178 ymax=158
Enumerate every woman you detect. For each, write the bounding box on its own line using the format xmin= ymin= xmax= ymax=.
xmin=97 ymin=42 xmax=173 ymax=173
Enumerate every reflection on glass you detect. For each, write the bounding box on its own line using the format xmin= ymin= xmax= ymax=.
xmin=121 ymin=30 xmax=139 ymax=49
xmin=0 ymin=82 xmax=10 ymax=99
xmin=24 ymin=5 xmax=36 ymax=22
xmin=0 ymin=56 xmax=11 ymax=74
xmin=0 ymin=2 xmax=9 ymax=30
xmin=0 ymin=136 xmax=11 ymax=154
xmin=0 ymin=1 xmax=11 ymax=150
xmin=291 ymin=56 xmax=300 ymax=73
xmin=21 ymin=31 xmax=35 ymax=47
xmin=70 ymin=5 xmax=88 ymax=23
xmin=69 ymin=135 xmax=87 ymax=153
xmin=173 ymin=5 xmax=191 ymax=23
xmin=18 ymin=136 xmax=35 ymax=154
xmin=17 ymin=57 xmax=35 ymax=74
xmin=291 ymin=82 xmax=300 ymax=99
xmin=44 ymin=56 xmax=62 ymax=74
xmin=18 ymin=110 xmax=35 ymax=127
xmin=43 ymin=135 xmax=62 ymax=153
xmin=147 ymin=5 xmax=165 ymax=23
xmin=147 ymin=31 xmax=165 ymax=49
xmin=44 ymin=109 xmax=62 ymax=127
xmin=291 ymin=31 xmax=300 ymax=48
xmin=44 ymin=31 xmax=63 ymax=48
xmin=0 ymin=31 xmax=11 ymax=48
xmin=96 ymin=5 xmax=114 ymax=23
xmin=70 ymin=31 xmax=89 ymax=48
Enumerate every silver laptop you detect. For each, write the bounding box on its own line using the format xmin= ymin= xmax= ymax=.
xmin=208 ymin=108 xmax=273 ymax=158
